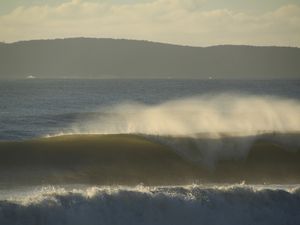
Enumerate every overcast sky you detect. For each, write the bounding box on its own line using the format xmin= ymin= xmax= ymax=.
xmin=0 ymin=0 xmax=299 ymax=46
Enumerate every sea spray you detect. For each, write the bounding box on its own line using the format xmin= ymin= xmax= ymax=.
xmin=72 ymin=94 xmax=300 ymax=135
xmin=70 ymin=94 xmax=300 ymax=166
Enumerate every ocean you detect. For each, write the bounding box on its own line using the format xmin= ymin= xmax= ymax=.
xmin=0 ymin=79 xmax=300 ymax=225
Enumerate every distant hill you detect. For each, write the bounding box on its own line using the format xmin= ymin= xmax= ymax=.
xmin=0 ymin=38 xmax=299 ymax=79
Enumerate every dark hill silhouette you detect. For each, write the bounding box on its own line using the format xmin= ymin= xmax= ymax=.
xmin=0 ymin=38 xmax=299 ymax=79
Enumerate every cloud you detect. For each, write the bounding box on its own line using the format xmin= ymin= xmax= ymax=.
xmin=0 ymin=0 xmax=299 ymax=46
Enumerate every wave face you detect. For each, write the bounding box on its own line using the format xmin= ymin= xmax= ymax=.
xmin=0 ymin=134 xmax=300 ymax=186
xmin=1 ymin=185 xmax=300 ymax=225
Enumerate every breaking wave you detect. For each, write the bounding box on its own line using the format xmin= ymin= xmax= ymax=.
xmin=66 ymin=94 xmax=300 ymax=167
xmin=1 ymin=185 xmax=300 ymax=225
xmin=1 ymin=94 xmax=300 ymax=185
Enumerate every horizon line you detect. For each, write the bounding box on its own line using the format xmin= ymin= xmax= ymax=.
xmin=1 ymin=37 xmax=299 ymax=49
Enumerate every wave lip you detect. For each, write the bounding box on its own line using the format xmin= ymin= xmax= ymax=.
xmin=1 ymin=185 xmax=300 ymax=225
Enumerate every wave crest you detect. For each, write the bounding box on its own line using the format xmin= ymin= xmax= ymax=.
xmin=68 ymin=94 xmax=300 ymax=166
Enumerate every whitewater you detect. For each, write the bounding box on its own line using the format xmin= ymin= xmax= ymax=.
xmin=0 ymin=184 xmax=299 ymax=225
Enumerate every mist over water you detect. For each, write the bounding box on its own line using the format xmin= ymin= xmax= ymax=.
xmin=1 ymin=79 xmax=299 ymax=140
xmin=73 ymin=93 xmax=300 ymax=135
xmin=70 ymin=93 xmax=300 ymax=166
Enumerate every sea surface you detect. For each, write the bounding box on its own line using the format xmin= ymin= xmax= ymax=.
xmin=1 ymin=79 xmax=299 ymax=140
xmin=0 ymin=79 xmax=300 ymax=225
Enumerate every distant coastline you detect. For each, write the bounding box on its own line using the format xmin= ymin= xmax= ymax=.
xmin=0 ymin=37 xmax=299 ymax=79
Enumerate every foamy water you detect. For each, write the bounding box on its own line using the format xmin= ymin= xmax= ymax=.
xmin=0 ymin=184 xmax=299 ymax=225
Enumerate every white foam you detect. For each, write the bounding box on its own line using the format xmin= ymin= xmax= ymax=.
xmin=1 ymin=184 xmax=299 ymax=225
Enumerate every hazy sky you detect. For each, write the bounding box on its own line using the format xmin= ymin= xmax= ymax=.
xmin=0 ymin=0 xmax=299 ymax=46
